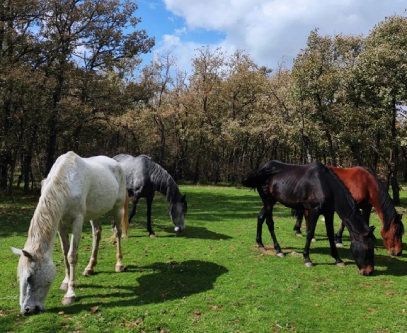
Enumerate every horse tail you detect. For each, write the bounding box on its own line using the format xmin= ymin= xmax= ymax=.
xmin=121 ymin=192 xmax=129 ymax=237
xmin=242 ymin=161 xmax=280 ymax=188
xmin=291 ymin=208 xmax=303 ymax=218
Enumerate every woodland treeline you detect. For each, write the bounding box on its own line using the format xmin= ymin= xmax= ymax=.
xmin=1 ymin=1 xmax=406 ymax=204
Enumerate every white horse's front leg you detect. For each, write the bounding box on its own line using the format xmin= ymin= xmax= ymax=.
xmin=114 ymin=207 xmax=125 ymax=272
xmin=58 ymin=228 xmax=70 ymax=290
xmin=83 ymin=220 xmax=102 ymax=276
xmin=62 ymin=215 xmax=83 ymax=305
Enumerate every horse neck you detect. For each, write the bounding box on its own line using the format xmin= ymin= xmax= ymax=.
xmin=151 ymin=165 xmax=180 ymax=203
xmin=160 ymin=177 xmax=181 ymax=204
xmin=25 ymin=189 xmax=63 ymax=257
xmin=325 ymin=169 xmax=368 ymax=235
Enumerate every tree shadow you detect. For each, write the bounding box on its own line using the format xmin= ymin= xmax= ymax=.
xmin=0 ymin=211 xmax=32 ymax=238
xmin=0 ymin=188 xmax=277 ymax=238
xmin=47 ymin=260 xmax=228 ymax=314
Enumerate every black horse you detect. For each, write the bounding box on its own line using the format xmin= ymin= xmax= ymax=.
xmin=114 ymin=154 xmax=187 ymax=236
xmin=242 ymin=160 xmax=376 ymax=275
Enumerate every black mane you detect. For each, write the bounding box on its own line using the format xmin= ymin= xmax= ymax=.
xmin=376 ymin=178 xmax=402 ymax=232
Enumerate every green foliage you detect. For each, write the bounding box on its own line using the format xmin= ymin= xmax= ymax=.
xmin=1 ymin=10 xmax=407 ymax=195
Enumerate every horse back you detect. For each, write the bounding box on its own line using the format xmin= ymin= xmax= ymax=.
xmin=50 ymin=153 xmax=126 ymax=219
xmin=263 ymin=162 xmax=329 ymax=209
xmin=115 ymin=154 xmax=157 ymax=196
xmin=329 ymin=166 xmax=378 ymax=204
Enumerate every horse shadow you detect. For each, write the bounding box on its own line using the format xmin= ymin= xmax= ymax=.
xmin=128 ymin=224 xmax=232 ymax=240
xmin=287 ymin=243 xmax=406 ymax=277
xmin=129 ymin=223 xmax=233 ymax=240
xmin=47 ymin=260 xmax=228 ymax=314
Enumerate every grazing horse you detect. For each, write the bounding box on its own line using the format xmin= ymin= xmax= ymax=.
xmin=114 ymin=154 xmax=187 ymax=236
xmin=11 ymin=152 xmax=129 ymax=315
xmin=242 ymin=161 xmax=376 ymax=275
xmin=292 ymin=166 xmax=404 ymax=256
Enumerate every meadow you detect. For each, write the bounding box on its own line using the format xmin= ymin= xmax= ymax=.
xmin=0 ymin=185 xmax=406 ymax=333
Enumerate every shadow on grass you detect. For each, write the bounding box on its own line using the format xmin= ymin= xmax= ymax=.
xmin=0 ymin=190 xmax=265 ymax=238
xmin=128 ymin=223 xmax=232 ymax=240
xmin=131 ymin=192 xmax=270 ymax=221
xmin=0 ymin=195 xmax=37 ymax=237
xmin=47 ymin=260 xmax=228 ymax=314
xmin=286 ymin=245 xmax=407 ymax=276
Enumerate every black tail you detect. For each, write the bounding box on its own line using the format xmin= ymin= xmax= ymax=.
xmin=291 ymin=208 xmax=304 ymax=218
xmin=242 ymin=161 xmax=281 ymax=188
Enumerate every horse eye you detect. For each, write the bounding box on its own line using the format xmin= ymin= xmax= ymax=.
xmin=27 ymin=275 xmax=33 ymax=284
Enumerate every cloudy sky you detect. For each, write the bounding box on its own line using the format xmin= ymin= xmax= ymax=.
xmin=137 ymin=0 xmax=406 ymax=71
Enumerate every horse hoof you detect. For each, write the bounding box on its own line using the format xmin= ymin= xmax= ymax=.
xmin=83 ymin=269 xmax=94 ymax=276
xmin=62 ymin=296 xmax=75 ymax=305
xmin=59 ymin=282 xmax=68 ymax=291
xmin=304 ymin=262 xmax=313 ymax=267
xmin=336 ymin=262 xmax=345 ymax=267
xmin=149 ymin=234 xmax=156 ymax=239
xmin=115 ymin=264 xmax=126 ymax=272
xmin=335 ymin=243 xmax=343 ymax=248
xmin=276 ymin=252 xmax=285 ymax=257
xmin=311 ymin=238 xmax=316 ymax=242
xmin=295 ymin=233 xmax=302 ymax=237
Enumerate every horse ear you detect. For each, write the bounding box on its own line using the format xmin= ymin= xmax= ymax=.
xmin=369 ymin=226 xmax=375 ymax=234
xmin=182 ymin=194 xmax=186 ymax=202
xmin=11 ymin=247 xmax=34 ymax=260
xmin=11 ymin=247 xmax=23 ymax=256
xmin=22 ymin=250 xmax=34 ymax=260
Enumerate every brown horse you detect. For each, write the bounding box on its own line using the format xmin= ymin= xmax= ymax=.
xmin=293 ymin=166 xmax=404 ymax=256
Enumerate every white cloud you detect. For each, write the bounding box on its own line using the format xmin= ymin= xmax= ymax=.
xmin=154 ymin=30 xmax=200 ymax=74
xmin=163 ymin=0 xmax=407 ymax=69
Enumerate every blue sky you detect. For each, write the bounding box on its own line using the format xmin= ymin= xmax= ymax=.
xmin=137 ymin=0 xmax=225 ymax=45
xmin=135 ymin=0 xmax=407 ymax=72
xmin=137 ymin=0 xmax=225 ymax=69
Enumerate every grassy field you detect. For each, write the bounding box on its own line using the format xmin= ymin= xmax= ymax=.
xmin=0 ymin=185 xmax=406 ymax=333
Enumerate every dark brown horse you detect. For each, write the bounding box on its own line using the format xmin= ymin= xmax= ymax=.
xmin=243 ymin=161 xmax=376 ymax=275
xmin=293 ymin=166 xmax=404 ymax=256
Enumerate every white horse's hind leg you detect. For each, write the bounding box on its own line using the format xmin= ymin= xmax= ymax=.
xmin=58 ymin=228 xmax=70 ymax=290
xmin=62 ymin=215 xmax=83 ymax=305
xmin=113 ymin=207 xmax=125 ymax=272
xmin=83 ymin=220 xmax=102 ymax=276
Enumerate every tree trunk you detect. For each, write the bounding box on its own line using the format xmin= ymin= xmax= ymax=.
xmin=372 ymin=130 xmax=380 ymax=173
xmin=45 ymin=72 xmax=65 ymax=174
xmin=390 ymin=101 xmax=400 ymax=205
xmin=402 ymin=146 xmax=407 ymax=182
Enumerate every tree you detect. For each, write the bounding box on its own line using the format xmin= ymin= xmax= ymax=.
xmin=291 ymin=30 xmax=342 ymax=165
xmin=354 ymin=15 xmax=407 ymax=203
xmin=38 ymin=0 xmax=154 ymax=173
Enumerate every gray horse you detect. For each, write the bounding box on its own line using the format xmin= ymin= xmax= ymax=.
xmin=114 ymin=154 xmax=187 ymax=236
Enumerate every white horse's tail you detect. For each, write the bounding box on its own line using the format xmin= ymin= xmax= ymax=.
xmin=121 ymin=193 xmax=129 ymax=237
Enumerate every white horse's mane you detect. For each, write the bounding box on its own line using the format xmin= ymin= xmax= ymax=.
xmin=26 ymin=152 xmax=77 ymax=254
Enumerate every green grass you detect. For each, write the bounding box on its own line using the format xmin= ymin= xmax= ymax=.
xmin=0 ymin=185 xmax=406 ymax=333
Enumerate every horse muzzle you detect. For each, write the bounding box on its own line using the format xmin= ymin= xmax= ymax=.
xmin=22 ymin=305 xmax=45 ymax=316
xmin=174 ymin=226 xmax=185 ymax=233
xmin=359 ymin=266 xmax=374 ymax=276
xmin=389 ymin=248 xmax=402 ymax=256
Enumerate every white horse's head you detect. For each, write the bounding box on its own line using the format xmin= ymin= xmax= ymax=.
xmin=11 ymin=247 xmax=56 ymax=315
xmin=170 ymin=194 xmax=187 ymax=233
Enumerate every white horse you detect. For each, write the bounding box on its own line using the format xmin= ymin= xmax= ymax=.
xmin=11 ymin=151 xmax=129 ymax=315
